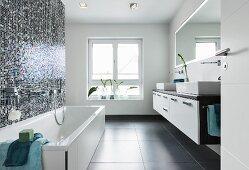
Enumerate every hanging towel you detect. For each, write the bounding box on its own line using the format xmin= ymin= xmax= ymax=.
xmin=0 ymin=134 xmax=48 ymax=170
xmin=3 ymin=133 xmax=44 ymax=167
xmin=207 ymin=104 xmax=221 ymax=137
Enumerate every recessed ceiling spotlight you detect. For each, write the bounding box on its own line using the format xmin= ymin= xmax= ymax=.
xmin=130 ymin=3 xmax=138 ymax=10
xmin=79 ymin=2 xmax=88 ymax=9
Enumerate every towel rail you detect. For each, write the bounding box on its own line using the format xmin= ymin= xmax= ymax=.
xmin=202 ymin=106 xmax=209 ymax=109
xmin=202 ymin=105 xmax=220 ymax=109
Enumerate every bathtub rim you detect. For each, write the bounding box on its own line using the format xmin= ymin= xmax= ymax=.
xmin=0 ymin=105 xmax=105 ymax=151
xmin=43 ymin=105 xmax=105 ymax=151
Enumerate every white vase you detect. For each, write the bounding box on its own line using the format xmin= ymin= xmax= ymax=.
xmin=115 ymin=88 xmax=120 ymax=99
xmin=101 ymin=87 xmax=107 ymax=99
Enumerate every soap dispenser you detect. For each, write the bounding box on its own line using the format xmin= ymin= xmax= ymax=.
xmin=8 ymin=109 xmax=22 ymax=121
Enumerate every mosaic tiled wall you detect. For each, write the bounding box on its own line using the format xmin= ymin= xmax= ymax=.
xmin=0 ymin=0 xmax=65 ymax=128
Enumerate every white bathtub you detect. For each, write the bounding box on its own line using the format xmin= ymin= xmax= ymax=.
xmin=0 ymin=106 xmax=105 ymax=170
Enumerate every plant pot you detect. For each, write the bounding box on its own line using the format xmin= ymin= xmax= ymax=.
xmin=100 ymin=87 xmax=108 ymax=100
xmin=184 ymin=78 xmax=189 ymax=82
xmin=110 ymin=95 xmax=114 ymax=99
xmin=101 ymin=95 xmax=107 ymax=99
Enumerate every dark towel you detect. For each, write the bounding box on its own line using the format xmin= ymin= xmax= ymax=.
xmin=3 ymin=133 xmax=43 ymax=167
xmin=173 ymin=79 xmax=185 ymax=83
xmin=207 ymin=104 xmax=221 ymax=137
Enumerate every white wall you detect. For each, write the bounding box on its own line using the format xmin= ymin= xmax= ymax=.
xmin=66 ymin=24 xmax=169 ymax=115
xmin=169 ymin=0 xmax=221 ymax=82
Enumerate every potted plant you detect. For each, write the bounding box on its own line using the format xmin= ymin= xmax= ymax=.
xmin=87 ymin=79 xmax=125 ymax=100
xmin=113 ymin=80 xmax=124 ymax=99
xmin=100 ymin=79 xmax=111 ymax=99
xmin=108 ymin=79 xmax=115 ymax=99
xmin=88 ymin=86 xmax=98 ymax=97
xmin=124 ymin=86 xmax=138 ymax=99
xmin=178 ymin=54 xmax=189 ymax=82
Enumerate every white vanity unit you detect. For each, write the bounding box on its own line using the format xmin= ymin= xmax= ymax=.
xmin=153 ymin=90 xmax=220 ymax=145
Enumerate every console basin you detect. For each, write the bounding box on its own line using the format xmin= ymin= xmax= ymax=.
xmin=156 ymin=83 xmax=176 ymax=91
xmin=176 ymin=81 xmax=221 ymax=95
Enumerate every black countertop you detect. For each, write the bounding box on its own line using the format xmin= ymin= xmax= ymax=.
xmin=153 ymin=89 xmax=220 ymax=101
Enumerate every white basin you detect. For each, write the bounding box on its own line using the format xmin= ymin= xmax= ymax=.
xmin=156 ymin=83 xmax=176 ymax=91
xmin=176 ymin=81 xmax=221 ymax=95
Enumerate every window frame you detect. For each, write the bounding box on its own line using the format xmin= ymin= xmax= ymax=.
xmin=87 ymin=38 xmax=144 ymax=100
xmin=195 ymin=37 xmax=221 ymax=59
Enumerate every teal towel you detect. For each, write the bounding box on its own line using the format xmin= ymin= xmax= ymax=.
xmin=0 ymin=138 xmax=48 ymax=170
xmin=3 ymin=133 xmax=44 ymax=167
xmin=207 ymin=104 xmax=221 ymax=137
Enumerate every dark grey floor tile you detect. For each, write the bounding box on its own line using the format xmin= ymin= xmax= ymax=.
xmin=105 ymin=120 xmax=135 ymax=128
xmin=136 ymin=128 xmax=175 ymax=142
xmin=91 ymin=141 xmax=143 ymax=162
xmin=163 ymin=124 xmax=196 ymax=146
xmin=101 ymin=128 xmax=137 ymax=141
xmin=184 ymin=145 xmax=220 ymax=162
xmin=88 ymin=163 xmax=145 ymax=170
xmin=199 ymin=161 xmax=220 ymax=170
xmin=144 ymin=162 xmax=203 ymax=170
xmin=134 ymin=120 xmax=165 ymax=130
xmin=162 ymin=120 xmax=177 ymax=130
xmin=139 ymin=140 xmax=195 ymax=163
xmin=95 ymin=117 xmax=220 ymax=170
xmin=162 ymin=119 xmax=220 ymax=162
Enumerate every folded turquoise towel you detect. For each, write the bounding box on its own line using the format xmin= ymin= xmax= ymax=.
xmin=3 ymin=133 xmax=44 ymax=167
xmin=0 ymin=136 xmax=48 ymax=170
xmin=207 ymin=104 xmax=221 ymax=137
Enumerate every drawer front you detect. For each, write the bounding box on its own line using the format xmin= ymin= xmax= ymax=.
xmin=179 ymin=98 xmax=199 ymax=144
xmin=161 ymin=94 xmax=170 ymax=120
xmin=153 ymin=92 xmax=157 ymax=111
xmin=170 ymin=96 xmax=200 ymax=144
xmin=153 ymin=92 xmax=162 ymax=113
xmin=153 ymin=92 xmax=170 ymax=121
xmin=169 ymin=96 xmax=181 ymax=126
xmin=155 ymin=92 xmax=162 ymax=113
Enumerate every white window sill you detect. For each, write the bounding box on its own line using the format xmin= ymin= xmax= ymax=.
xmin=87 ymin=95 xmax=143 ymax=101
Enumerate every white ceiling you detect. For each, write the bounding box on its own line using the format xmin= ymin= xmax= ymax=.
xmin=61 ymin=0 xmax=184 ymax=24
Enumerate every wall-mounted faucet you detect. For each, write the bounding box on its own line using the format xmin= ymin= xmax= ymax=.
xmin=1 ymin=87 xmax=22 ymax=121
xmin=49 ymin=87 xmax=65 ymax=126
xmin=175 ymin=69 xmax=184 ymax=74
xmin=2 ymin=87 xmax=20 ymax=107
xmin=201 ymin=60 xmax=221 ymax=66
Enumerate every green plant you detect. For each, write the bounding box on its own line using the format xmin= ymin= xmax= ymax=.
xmin=113 ymin=80 xmax=124 ymax=89
xmin=88 ymin=86 xmax=98 ymax=97
xmin=100 ymin=79 xmax=109 ymax=88
xmin=178 ymin=54 xmax=189 ymax=81
xmin=109 ymin=79 xmax=113 ymax=88
xmin=126 ymin=86 xmax=138 ymax=94
xmin=127 ymin=86 xmax=138 ymax=90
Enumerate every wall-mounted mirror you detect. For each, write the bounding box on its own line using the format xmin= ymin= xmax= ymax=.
xmin=175 ymin=0 xmax=221 ymax=67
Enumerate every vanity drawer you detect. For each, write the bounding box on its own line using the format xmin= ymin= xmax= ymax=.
xmin=161 ymin=94 xmax=170 ymax=120
xmin=153 ymin=92 xmax=170 ymax=121
xmin=180 ymin=98 xmax=199 ymax=144
xmin=170 ymin=96 xmax=200 ymax=144
xmin=169 ymin=96 xmax=181 ymax=126
xmin=153 ymin=92 xmax=157 ymax=111
xmin=153 ymin=92 xmax=163 ymax=113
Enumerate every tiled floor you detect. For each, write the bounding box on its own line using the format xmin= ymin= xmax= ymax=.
xmin=88 ymin=116 xmax=220 ymax=170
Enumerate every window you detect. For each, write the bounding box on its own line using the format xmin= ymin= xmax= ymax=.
xmin=195 ymin=37 xmax=220 ymax=60
xmin=88 ymin=39 xmax=143 ymax=100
